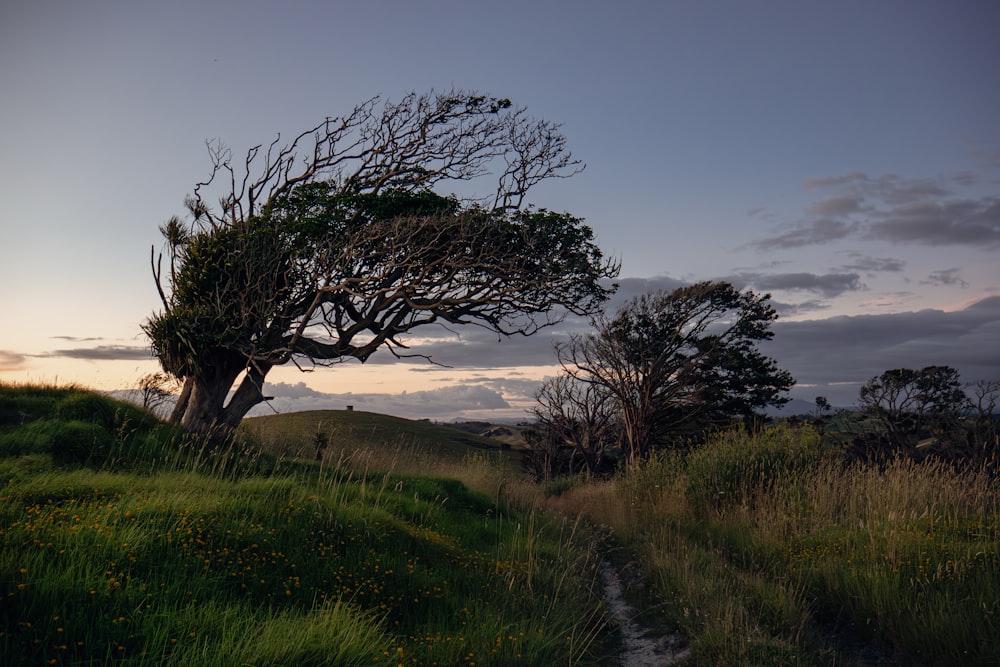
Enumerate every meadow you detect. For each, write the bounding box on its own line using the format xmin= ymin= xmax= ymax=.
xmin=545 ymin=426 xmax=1000 ymax=665
xmin=0 ymin=384 xmax=611 ymax=666
xmin=2 ymin=383 xmax=998 ymax=666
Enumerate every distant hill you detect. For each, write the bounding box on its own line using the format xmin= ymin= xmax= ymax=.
xmin=240 ymin=409 xmax=524 ymax=471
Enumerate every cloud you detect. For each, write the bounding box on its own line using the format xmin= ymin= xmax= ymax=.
xmin=40 ymin=345 xmax=154 ymax=361
xmin=923 ymin=268 xmax=969 ymax=288
xmin=751 ymin=218 xmax=857 ymax=250
xmin=264 ymin=381 xmax=327 ymax=399
xmin=758 ymin=172 xmax=1000 ymax=250
xmin=0 ymin=350 xmax=28 ymax=371
xmin=801 ymin=172 xmax=868 ymax=189
xmin=763 ymin=295 xmax=1000 ymax=406
xmin=806 ymin=195 xmax=866 ymax=217
xmin=247 ymin=296 xmax=1000 ymax=418
xmin=727 ymin=272 xmax=865 ymax=298
xmin=770 ymin=300 xmax=832 ymax=317
xmin=866 ymin=198 xmax=1000 ymax=247
xmin=607 ymin=276 xmax=689 ymax=304
xmin=838 ymin=254 xmax=906 ymax=273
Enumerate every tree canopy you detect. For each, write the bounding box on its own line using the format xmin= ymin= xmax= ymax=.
xmin=144 ymin=91 xmax=619 ymax=436
xmin=857 ymin=365 xmax=970 ymax=454
xmin=553 ymin=282 xmax=794 ymax=466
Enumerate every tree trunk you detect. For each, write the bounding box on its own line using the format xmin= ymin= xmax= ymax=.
xmin=220 ymin=365 xmax=273 ymax=432
xmin=178 ymin=357 xmax=246 ymax=438
xmin=169 ymin=377 xmax=193 ymax=424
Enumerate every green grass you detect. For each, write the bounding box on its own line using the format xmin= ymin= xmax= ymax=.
xmin=0 ymin=384 xmax=611 ymax=666
xmin=547 ymin=425 xmax=1000 ymax=665
xmin=241 ymin=409 xmax=523 ymax=474
xmin=11 ymin=382 xmax=995 ymax=665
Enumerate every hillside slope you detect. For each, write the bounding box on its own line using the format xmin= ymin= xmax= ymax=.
xmin=241 ymin=409 xmax=524 ymax=472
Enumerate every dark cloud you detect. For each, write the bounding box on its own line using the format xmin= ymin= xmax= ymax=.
xmin=41 ymin=345 xmax=154 ymax=361
xmin=366 ymin=326 xmax=567 ymax=370
xmin=763 ymin=295 xmax=1000 ymax=406
xmin=866 ymin=198 xmax=1000 ymax=247
xmin=265 ymin=381 xmax=327 ymax=399
xmin=758 ymin=172 xmax=1000 ymax=250
xmin=51 ymin=336 xmax=104 ymax=342
xmin=924 ymin=269 xmax=969 ymax=288
xmin=771 ymin=300 xmax=832 ymax=318
xmin=806 ymin=195 xmax=866 ymax=217
xmin=0 ymin=350 xmax=28 ymax=371
xmin=803 ymin=173 xmax=950 ymax=204
xmin=801 ymin=172 xmax=868 ymax=189
xmin=751 ymin=219 xmax=857 ymax=250
xmin=728 ymin=272 xmax=864 ymax=298
xmin=607 ymin=276 xmax=689 ymax=305
xmin=869 ymin=176 xmax=952 ymax=205
xmin=838 ymin=254 xmax=906 ymax=273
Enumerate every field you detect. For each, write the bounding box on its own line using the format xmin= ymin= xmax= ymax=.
xmin=0 ymin=385 xmax=611 ymax=666
xmin=544 ymin=427 xmax=1000 ymax=665
xmin=2 ymin=383 xmax=998 ymax=665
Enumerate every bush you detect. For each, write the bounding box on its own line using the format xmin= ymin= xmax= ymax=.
xmin=54 ymin=392 xmax=117 ymax=428
xmin=686 ymin=425 xmax=822 ymax=515
xmin=0 ymin=419 xmax=114 ymax=464
xmin=50 ymin=420 xmax=115 ymax=464
xmin=0 ymin=383 xmax=79 ymax=425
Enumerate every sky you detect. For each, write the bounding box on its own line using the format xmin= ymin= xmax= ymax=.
xmin=1 ymin=0 xmax=998 ymax=420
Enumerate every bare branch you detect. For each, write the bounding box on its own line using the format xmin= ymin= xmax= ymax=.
xmin=145 ymin=90 xmax=613 ymax=436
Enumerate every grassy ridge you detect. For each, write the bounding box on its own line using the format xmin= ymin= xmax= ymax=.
xmin=241 ymin=409 xmax=522 ymax=473
xmin=0 ymin=385 xmax=611 ymax=666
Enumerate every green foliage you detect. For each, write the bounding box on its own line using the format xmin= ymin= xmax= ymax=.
xmin=857 ymin=366 xmax=973 ymax=459
xmin=0 ymin=384 xmax=79 ymax=426
xmin=556 ymin=281 xmax=794 ymax=467
xmin=685 ymin=425 xmax=822 ymax=515
xmin=54 ymin=392 xmax=117 ymax=428
xmin=0 ymin=384 xmax=267 ymax=477
xmin=146 ymin=92 xmax=618 ymax=435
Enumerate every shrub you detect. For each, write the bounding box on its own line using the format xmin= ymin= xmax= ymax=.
xmin=49 ymin=420 xmax=115 ymax=464
xmin=0 ymin=419 xmax=114 ymax=464
xmin=686 ymin=425 xmax=822 ymax=515
xmin=54 ymin=392 xmax=117 ymax=428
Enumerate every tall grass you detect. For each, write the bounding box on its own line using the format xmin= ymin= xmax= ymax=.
xmin=0 ymin=384 xmax=613 ymax=666
xmin=545 ymin=424 xmax=1000 ymax=665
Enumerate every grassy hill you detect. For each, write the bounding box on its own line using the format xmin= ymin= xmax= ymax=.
xmin=0 ymin=384 xmax=612 ymax=666
xmin=241 ymin=409 xmax=525 ymax=476
xmin=5 ymin=382 xmax=997 ymax=665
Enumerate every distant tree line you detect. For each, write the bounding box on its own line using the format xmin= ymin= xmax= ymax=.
xmin=841 ymin=366 xmax=999 ymax=467
xmin=525 ymin=287 xmax=999 ymax=479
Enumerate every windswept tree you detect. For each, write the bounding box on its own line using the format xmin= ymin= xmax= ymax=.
xmin=557 ymin=282 xmax=793 ymax=466
xmin=858 ymin=366 xmax=969 ymax=455
xmin=144 ymin=91 xmax=619 ymax=437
